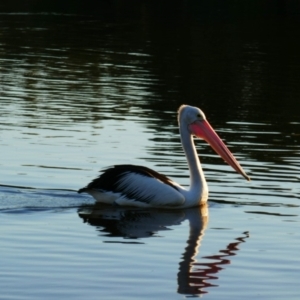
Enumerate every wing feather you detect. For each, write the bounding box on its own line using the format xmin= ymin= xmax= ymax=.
xmin=114 ymin=172 xmax=185 ymax=207
xmin=78 ymin=165 xmax=185 ymax=207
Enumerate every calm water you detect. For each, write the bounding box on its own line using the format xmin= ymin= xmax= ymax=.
xmin=1 ymin=7 xmax=300 ymax=299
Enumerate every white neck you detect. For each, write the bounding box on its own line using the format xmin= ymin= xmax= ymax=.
xmin=179 ymin=124 xmax=208 ymax=206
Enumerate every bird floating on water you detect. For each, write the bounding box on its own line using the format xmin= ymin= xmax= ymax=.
xmin=78 ymin=105 xmax=250 ymax=208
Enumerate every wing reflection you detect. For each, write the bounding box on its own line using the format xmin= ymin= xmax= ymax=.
xmin=78 ymin=203 xmax=197 ymax=239
xmin=77 ymin=203 xmax=249 ymax=296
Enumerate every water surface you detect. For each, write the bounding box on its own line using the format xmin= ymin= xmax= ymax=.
xmin=1 ymin=7 xmax=300 ymax=299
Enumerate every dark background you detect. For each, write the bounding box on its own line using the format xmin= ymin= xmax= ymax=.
xmin=1 ymin=0 xmax=299 ymax=20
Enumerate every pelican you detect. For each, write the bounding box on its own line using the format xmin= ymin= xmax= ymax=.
xmin=78 ymin=105 xmax=250 ymax=208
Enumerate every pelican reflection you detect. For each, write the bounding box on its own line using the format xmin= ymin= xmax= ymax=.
xmin=78 ymin=203 xmax=249 ymax=296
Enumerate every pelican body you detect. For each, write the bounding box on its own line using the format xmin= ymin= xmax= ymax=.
xmin=78 ymin=105 xmax=250 ymax=208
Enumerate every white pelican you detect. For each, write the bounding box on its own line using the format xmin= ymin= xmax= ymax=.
xmin=78 ymin=105 xmax=250 ymax=208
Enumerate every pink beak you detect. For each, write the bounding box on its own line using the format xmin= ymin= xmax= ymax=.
xmin=189 ymin=120 xmax=250 ymax=181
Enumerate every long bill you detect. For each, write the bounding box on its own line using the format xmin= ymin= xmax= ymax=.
xmin=189 ymin=120 xmax=250 ymax=181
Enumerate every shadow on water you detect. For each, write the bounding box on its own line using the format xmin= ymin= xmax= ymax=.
xmin=78 ymin=202 xmax=249 ymax=296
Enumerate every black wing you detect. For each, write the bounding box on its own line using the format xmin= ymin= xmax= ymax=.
xmin=78 ymin=164 xmax=179 ymax=194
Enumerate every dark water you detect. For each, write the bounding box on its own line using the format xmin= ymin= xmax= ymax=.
xmin=1 ymin=3 xmax=300 ymax=299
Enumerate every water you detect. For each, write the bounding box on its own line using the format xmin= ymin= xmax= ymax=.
xmin=1 ymin=4 xmax=300 ymax=299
